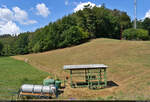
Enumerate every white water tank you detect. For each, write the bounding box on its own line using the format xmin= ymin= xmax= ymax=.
xmin=33 ymin=85 xmax=43 ymax=93
xmin=21 ymin=84 xmax=34 ymax=93
xmin=21 ymin=84 xmax=56 ymax=94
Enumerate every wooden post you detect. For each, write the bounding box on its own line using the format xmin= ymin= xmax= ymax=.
xmin=98 ymin=69 xmax=101 ymax=87
xmin=90 ymin=69 xmax=92 ymax=88
xmin=104 ymin=68 xmax=107 ymax=87
xmin=100 ymin=69 xmax=102 ymax=82
xmin=70 ymin=69 xmax=73 ymax=87
xmin=88 ymin=69 xmax=90 ymax=87
xmin=85 ymin=69 xmax=87 ymax=83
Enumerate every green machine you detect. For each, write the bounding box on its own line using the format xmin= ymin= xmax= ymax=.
xmin=43 ymin=78 xmax=61 ymax=89
xmin=55 ymin=80 xmax=61 ymax=88
xmin=43 ymin=78 xmax=55 ymax=86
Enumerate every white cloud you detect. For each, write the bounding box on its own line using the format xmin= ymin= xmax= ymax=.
xmin=0 ymin=7 xmax=13 ymax=22
xmin=73 ymin=2 xmax=78 ymax=6
xmin=74 ymin=2 xmax=101 ymax=12
xmin=97 ymin=5 xmax=101 ymax=7
xmin=13 ymin=7 xmax=27 ymax=23
xmin=0 ymin=7 xmax=20 ymax=35
xmin=144 ymin=10 xmax=150 ymax=18
xmin=13 ymin=7 xmax=37 ymax=25
xmin=0 ymin=21 xmax=20 ymax=35
xmin=36 ymin=3 xmax=50 ymax=17
xmin=0 ymin=6 xmax=37 ymax=35
xmin=1 ymin=5 xmax=7 ymax=8
xmin=65 ymin=0 xmax=69 ymax=6
xmin=23 ymin=20 xmax=37 ymax=25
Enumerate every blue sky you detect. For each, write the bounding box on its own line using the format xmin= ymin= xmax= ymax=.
xmin=0 ymin=0 xmax=150 ymax=35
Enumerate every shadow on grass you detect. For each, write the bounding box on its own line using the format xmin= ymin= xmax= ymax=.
xmin=57 ymin=90 xmax=64 ymax=96
xmin=107 ymin=80 xmax=119 ymax=88
xmin=90 ymin=81 xmax=119 ymax=90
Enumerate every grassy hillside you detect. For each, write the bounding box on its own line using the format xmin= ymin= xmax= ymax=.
xmin=13 ymin=38 xmax=150 ymax=100
xmin=0 ymin=57 xmax=49 ymax=99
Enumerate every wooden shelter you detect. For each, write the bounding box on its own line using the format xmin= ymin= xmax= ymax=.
xmin=64 ymin=64 xmax=108 ymax=89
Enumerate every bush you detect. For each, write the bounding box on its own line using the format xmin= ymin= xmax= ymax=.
xmin=123 ymin=28 xmax=149 ymax=40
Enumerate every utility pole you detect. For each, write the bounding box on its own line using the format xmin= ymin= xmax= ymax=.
xmin=134 ymin=0 xmax=137 ymax=29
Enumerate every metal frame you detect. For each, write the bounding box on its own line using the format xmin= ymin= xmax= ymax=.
xmin=17 ymin=92 xmax=53 ymax=99
xmin=64 ymin=64 xmax=108 ymax=89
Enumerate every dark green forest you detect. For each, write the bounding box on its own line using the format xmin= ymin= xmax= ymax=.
xmin=0 ymin=5 xmax=149 ymax=56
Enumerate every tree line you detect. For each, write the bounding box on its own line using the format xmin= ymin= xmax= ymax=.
xmin=0 ymin=5 xmax=149 ymax=56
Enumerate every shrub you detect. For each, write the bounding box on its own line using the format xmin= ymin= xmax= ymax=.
xmin=122 ymin=28 xmax=149 ymax=40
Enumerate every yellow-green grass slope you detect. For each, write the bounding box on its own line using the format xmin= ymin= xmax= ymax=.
xmin=13 ymin=38 xmax=150 ymax=100
xmin=0 ymin=57 xmax=49 ymax=99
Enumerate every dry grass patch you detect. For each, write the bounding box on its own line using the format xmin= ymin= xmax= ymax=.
xmin=12 ymin=38 xmax=150 ymax=100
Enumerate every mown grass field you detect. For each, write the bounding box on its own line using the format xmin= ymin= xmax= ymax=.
xmin=12 ymin=38 xmax=150 ymax=100
xmin=0 ymin=57 xmax=49 ymax=99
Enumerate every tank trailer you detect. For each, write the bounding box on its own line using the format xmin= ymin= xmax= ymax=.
xmin=18 ymin=77 xmax=61 ymax=99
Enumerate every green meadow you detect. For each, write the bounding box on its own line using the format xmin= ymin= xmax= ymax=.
xmin=0 ymin=57 xmax=49 ymax=99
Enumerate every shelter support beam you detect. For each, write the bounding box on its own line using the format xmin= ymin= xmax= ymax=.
xmin=104 ymin=68 xmax=107 ymax=87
